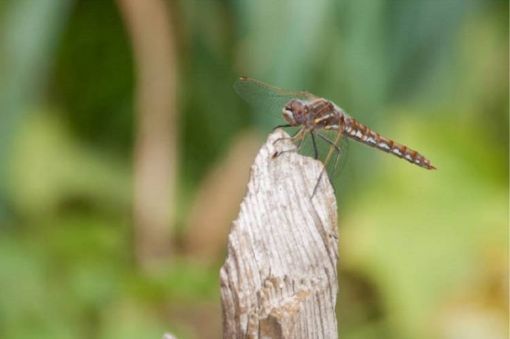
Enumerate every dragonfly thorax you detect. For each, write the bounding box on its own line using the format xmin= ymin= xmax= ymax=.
xmin=282 ymin=99 xmax=308 ymax=126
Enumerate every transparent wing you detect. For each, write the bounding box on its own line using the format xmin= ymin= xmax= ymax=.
xmin=234 ymin=76 xmax=316 ymax=115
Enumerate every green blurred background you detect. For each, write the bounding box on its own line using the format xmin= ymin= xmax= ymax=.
xmin=0 ymin=0 xmax=507 ymax=338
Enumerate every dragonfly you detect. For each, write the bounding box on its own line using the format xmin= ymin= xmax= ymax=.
xmin=234 ymin=76 xmax=436 ymax=191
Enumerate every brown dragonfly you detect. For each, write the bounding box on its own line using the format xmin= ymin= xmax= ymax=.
xmin=234 ymin=76 xmax=436 ymax=177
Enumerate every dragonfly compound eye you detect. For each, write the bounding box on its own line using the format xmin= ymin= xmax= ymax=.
xmin=283 ymin=99 xmax=308 ymax=126
xmin=282 ymin=103 xmax=298 ymax=125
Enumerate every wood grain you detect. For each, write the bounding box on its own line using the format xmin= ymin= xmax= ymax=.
xmin=220 ymin=129 xmax=339 ymax=339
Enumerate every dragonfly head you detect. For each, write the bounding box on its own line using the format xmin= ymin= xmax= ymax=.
xmin=283 ymin=99 xmax=307 ymax=126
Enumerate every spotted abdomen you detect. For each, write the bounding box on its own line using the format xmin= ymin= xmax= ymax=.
xmin=343 ymin=118 xmax=436 ymax=170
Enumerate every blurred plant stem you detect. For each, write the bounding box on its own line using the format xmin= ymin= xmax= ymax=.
xmin=117 ymin=0 xmax=178 ymax=271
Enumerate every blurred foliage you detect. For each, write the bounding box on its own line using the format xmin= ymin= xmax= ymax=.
xmin=0 ymin=0 xmax=508 ymax=338
xmin=52 ymin=0 xmax=135 ymax=155
xmin=0 ymin=0 xmax=73 ymax=219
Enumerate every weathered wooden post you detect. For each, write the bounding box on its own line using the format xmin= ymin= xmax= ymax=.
xmin=220 ymin=129 xmax=339 ymax=339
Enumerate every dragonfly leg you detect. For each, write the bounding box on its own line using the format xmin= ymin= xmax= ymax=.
xmin=317 ymin=133 xmax=341 ymax=152
xmin=318 ymin=132 xmax=349 ymax=178
xmin=273 ymin=127 xmax=304 ymax=145
xmin=312 ymin=152 xmax=340 ymax=198
xmin=272 ymin=127 xmax=307 ymax=158
xmin=311 ymin=131 xmax=343 ymax=198
xmin=330 ymin=144 xmax=342 ymax=177
xmin=311 ymin=131 xmax=319 ymax=160
xmin=272 ymin=124 xmax=292 ymax=131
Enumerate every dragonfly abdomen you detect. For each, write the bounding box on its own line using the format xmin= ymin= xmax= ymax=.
xmin=344 ymin=118 xmax=435 ymax=170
